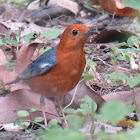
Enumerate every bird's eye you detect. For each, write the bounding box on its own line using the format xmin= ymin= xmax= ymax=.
xmin=71 ymin=30 xmax=78 ymax=36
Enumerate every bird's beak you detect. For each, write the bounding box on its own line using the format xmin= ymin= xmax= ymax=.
xmin=83 ymin=29 xmax=96 ymax=37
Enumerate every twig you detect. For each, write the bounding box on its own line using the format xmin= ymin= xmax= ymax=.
xmin=97 ymin=57 xmax=112 ymax=67
xmin=63 ymin=79 xmax=83 ymax=111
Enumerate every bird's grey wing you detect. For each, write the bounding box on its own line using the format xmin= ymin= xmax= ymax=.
xmin=18 ymin=47 xmax=57 ymax=79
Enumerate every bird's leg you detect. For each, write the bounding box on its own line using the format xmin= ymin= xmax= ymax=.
xmin=55 ymin=95 xmax=68 ymax=128
xmin=40 ymin=95 xmax=47 ymax=125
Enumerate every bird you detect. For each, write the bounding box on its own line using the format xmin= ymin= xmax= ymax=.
xmin=9 ymin=24 xmax=93 ymax=125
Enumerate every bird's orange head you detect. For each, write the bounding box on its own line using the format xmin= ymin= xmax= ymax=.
xmin=58 ymin=24 xmax=92 ymax=51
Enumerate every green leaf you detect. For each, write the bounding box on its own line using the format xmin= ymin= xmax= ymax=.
xmin=79 ymin=95 xmax=97 ymax=115
xmin=17 ymin=110 xmax=30 ymax=117
xmin=30 ymin=108 xmax=36 ymax=113
xmin=108 ymin=53 xmax=118 ymax=64
xmin=12 ymin=0 xmax=27 ymax=4
xmin=0 ymin=37 xmax=10 ymax=46
xmin=90 ymin=124 xmax=96 ymax=135
xmin=127 ymin=77 xmax=140 ymax=88
xmin=34 ymin=117 xmax=44 ymax=122
xmin=127 ymin=36 xmax=140 ymax=47
xmin=23 ymin=33 xmax=36 ymax=44
xmin=63 ymin=108 xmax=77 ymax=114
xmin=14 ymin=0 xmax=36 ymax=8
xmin=14 ymin=118 xmax=25 ymax=126
xmin=107 ymin=71 xmax=128 ymax=80
xmin=48 ymin=119 xmax=59 ymax=129
xmin=86 ymin=59 xmax=97 ymax=66
xmin=35 ymin=129 xmax=44 ymax=136
xmin=42 ymin=128 xmax=83 ymax=140
xmin=109 ymin=80 xmax=123 ymax=87
xmin=97 ymin=101 xmax=135 ymax=125
xmin=0 ymin=0 xmax=6 ymax=2
xmin=2 ymin=36 xmax=9 ymax=42
xmin=122 ymin=52 xmax=130 ymax=62
xmin=40 ymin=29 xmax=61 ymax=40
xmin=111 ymin=45 xmax=116 ymax=53
xmin=40 ymin=46 xmax=52 ymax=53
xmin=66 ymin=115 xmax=86 ymax=129
xmin=65 ymin=96 xmax=97 ymax=116
xmin=7 ymin=39 xmax=17 ymax=46
xmin=25 ymin=129 xmax=32 ymax=134
xmin=82 ymin=73 xmax=94 ymax=81
xmin=122 ymin=0 xmax=140 ymax=9
xmin=84 ymin=47 xmax=92 ymax=54
xmin=89 ymin=61 xmax=97 ymax=66
xmin=16 ymin=28 xmax=21 ymax=43
xmin=114 ymin=42 xmax=128 ymax=47
xmin=115 ymin=49 xmax=124 ymax=54
xmin=117 ymin=55 xmax=126 ymax=60
xmin=16 ymin=28 xmax=21 ymax=51
xmin=96 ymin=130 xmax=110 ymax=140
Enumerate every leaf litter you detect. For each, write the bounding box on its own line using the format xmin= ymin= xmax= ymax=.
xmin=0 ymin=0 xmax=140 ymax=139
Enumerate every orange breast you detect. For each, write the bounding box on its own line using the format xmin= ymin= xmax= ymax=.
xmin=29 ymin=49 xmax=86 ymax=97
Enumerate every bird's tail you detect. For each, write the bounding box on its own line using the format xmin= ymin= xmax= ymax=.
xmin=6 ymin=78 xmax=21 ymax=85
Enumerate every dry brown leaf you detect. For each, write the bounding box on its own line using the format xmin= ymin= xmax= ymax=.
xmin=0 ymin=49 xmax=7 ymax=65
xmin=15 ymin=37 xmax=46 ymax=75
xmin=0 ymin=66 xmax=16 ymax=88
xmin=0 ymin=36 xmax=46 ymax=89
xmin=0 ymin=90 xmax=59 ymax=123
xmin=48 ymin=0 xmax=79 ymax=15
xmin=2 ymin=8 xmax=31 ymax=22
xmin=27 ymin=0 xmax=40 ymax=10
xmin=115 ymin=0 xmax=125 ymax=9
xmin=2 ymin=122 xmax=30 ymax=131
xmin=21 ymin=23 xmax=48 ymax=37
xmin=80 ymin=120 xmax=123 ymax=135
xmin=117 ymin=120 xmax=137 ymax=128
xmin=90 ymin=0 xmax=138 ymax=17
xmin=30 ymin=6 xmax=75 ymax=26
xmin=102 ymin=88 xmax=140 ymax=109
xmin=1 ymin=22 xmax=25 ymax=35
xmin=0 ymin=23 xmax=10 ymax=36
xmin=92 ymin=29 xmax=140 ymax=43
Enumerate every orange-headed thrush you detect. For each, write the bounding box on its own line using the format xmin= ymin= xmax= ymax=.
xmin=11 ymin=24 xmax=93 ymax=124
